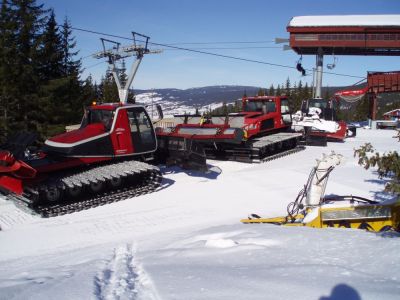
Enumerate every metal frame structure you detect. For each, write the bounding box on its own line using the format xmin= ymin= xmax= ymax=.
xmin=93 ymin=32 xmax=161 ymax=104
xmin=287 ymin=15 xmax=400 ymax=102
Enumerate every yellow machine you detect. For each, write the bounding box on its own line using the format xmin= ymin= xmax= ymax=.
xmin=241 ymin=152 xmax=400 ymax=232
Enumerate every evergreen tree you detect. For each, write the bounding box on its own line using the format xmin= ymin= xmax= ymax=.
xmin=257 ymin=88 xmax=265 ymax=96
xmin=100 ymin=70 xmax=119 ymax=102
xmin=59 ymin=16 xmax=83 ymax=124
xmin=303 ymin=82 xmax=311 ymax=100
xmin=38 ymin=10 xmax=83 ymax=136
xmin=291 ymin=81 xmax=301 ymax=112
xmin=60 ymin=16 xmax=80 ymax=76
xmin=8 ymin=0 xmax=48 ymax=135
xmin=285 ymin=77 xmax=291 ymax=97
xmin=353 ymin=95 xmax=369 ymax=121
xmin=222 ymin=101 xmax=228 ymax=115
xmin=268 ymin=84 xmax=275 ymax=96
xmin=0 ymin=0 xmax=17 ymax=138
xmin=81 ymin=75 xmax=96 ymax=105
xmin=38 ymin=9 xmax=63 ymax=80
xmin=233 ymin=100 xmax=241 ymax=112
xmin=276 ymin=84 xmax=281 ymax=96
xmin=294 ymin=80 xmax=304 ymax=112
xmin=355 ymin=136 xmax=400 ymax=195
xmin=0 ymin=1 xmax=90 ymax=138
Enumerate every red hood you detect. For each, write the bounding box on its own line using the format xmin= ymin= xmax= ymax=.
xmin=47 ymin=123 xmax=106 ymax=144
xmin=241 ymin=112 xmax=263 ymax=119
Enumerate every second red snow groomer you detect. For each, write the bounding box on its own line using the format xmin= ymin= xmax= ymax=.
xmin=157 ymin=95 xmax=302 ymax=163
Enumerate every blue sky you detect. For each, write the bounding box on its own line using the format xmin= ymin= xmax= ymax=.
xmin=45 ymin=0 xmax=400 ymax=89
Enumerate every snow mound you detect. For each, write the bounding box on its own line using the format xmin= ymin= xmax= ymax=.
xmin=205 ymin=238 xmax=238 ymax=248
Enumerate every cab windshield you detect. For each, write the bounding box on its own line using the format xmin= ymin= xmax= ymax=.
xmin=244 ymin=101 xmax=276 ymax=113
xmin=81 ymin=109 xmax=115 ymax=131
xmin=308 ymin=99 xmax=328 ymax=109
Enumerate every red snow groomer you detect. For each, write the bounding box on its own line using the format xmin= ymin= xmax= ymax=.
xmin=0 ymin=33 xmax=206 ymax=217
xmin=156 ymin=96 xmax=303 ymax=163
xmin=0 ymin=103 xmax=164 ymax=217
xmin=0 ymin=102 xmax=206 ymax=217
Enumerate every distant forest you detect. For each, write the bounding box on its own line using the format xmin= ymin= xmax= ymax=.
xmin=0 ymin=0 xmax=398 ymax=142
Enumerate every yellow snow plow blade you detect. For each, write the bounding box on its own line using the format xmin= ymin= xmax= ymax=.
xmin=241 ymin=202 xmax=400 ymax=232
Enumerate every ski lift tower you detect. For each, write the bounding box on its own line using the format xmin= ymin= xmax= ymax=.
xmin=287 ymin=15 xmax=400 ymax=118
xmin=93 ymin=32 xmax=162 ymax=104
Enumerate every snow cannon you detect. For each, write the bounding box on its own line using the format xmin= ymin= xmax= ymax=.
xmin=241 ymin=152 xmax=400 ymax=233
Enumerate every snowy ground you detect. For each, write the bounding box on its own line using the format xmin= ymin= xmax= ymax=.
xmin=0 ymin=129 xmax=399 ymax=300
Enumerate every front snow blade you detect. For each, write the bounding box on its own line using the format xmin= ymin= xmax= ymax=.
xmin=156 ymin=136 xmax=207 ymax=171
xmin=1 ymin=131 xmax=38 ymax=159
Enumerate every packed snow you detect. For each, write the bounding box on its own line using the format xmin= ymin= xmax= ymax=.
xmin=0 ymin=129 xmax=399 ymax=300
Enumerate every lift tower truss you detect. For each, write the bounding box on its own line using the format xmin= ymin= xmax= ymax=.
xmin=93 ymin=32 xmax=161 ymax=104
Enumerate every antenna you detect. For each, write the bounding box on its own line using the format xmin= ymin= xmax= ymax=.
xmin=93 ymin=32 xmax=162 ymax=104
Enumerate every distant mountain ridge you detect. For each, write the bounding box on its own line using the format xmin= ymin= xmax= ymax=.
xmin=133 ymin=84 xmax=399 ymax=117
xmin=134 ymin=85 xmax=261 ymax=108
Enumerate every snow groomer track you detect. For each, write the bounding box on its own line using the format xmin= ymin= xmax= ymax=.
xmin=9 ymin=160 xmax=162 ymax=218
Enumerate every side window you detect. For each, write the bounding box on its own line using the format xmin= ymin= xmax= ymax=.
xmin=127 ymin=108 xmax=154 ymax=144
xmin=127 ymin=110 xmax=151 ymax=133
xmin=266 ymin=102 xmax=276 ymax=113
xmin=281 ymin=99 xmax=290 ymax=114
xmin=127 ymin=111 xmax=139 ymax=132
xmin=280 ymin=99 xmax=291 ymax=125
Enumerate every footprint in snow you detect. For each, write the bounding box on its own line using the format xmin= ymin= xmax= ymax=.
xmin=94 ymin=244 xmax=159 ymax=300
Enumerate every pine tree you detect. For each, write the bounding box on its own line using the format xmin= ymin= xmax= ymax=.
xmin=0 ymin=1 xmax=88 ymax=138
xmin=38 ymin=10 xmax=63 ymax=80
xmin=291 ymin=81 xmax=301 ymax=111
xmin=303 ymin=82 xmax=311 ymax=100
xmin=285 ymin=77 xmax=291 ymax=97
xmin=81 ymin=75 xmax=96 ymax=105
xmin=233 ymin=100 xmax=241 ymax=112
xmin=37 ymin=10 xmax=84 ymax=136
xmin=222 ymin=101 xmax=228 ymax=115
xmin=8 ymin=0 xmax=48 ymax=135
xmin=60 ymin=16 xmax=80 ymax=76
xmin=353 ymin=95 xmax=369 ymax=121
xmin=257 ymin=88 xmax=265 ymax=96
xmin=268 ymin=84 xmax=275 ymax=96
xmin=59 ymin=17 xmax=83 ymax=124
xmin=276 ymin=84 xmax=281 ymax=96
xmin=0 ymin=0 xmax=17 ymax=139
xmin=355 ymin=137 xmax=400 ymax=195
xmin=100 ymin=70 xmax=119 ymax=102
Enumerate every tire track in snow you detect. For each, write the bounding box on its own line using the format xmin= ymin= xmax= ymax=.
xmin=0 ymin=200 xmax=37 ymax=230
xmin=94 ymin=244 xmax=159 ymax=300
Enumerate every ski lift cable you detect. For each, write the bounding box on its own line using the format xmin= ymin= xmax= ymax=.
xmin=71 ymin=26 xmax=366 ymax=79
xmin=162 ymin=46 xmax=282 ymax=50
xmin=164 ymin=40 xmax=276 ymax=45
xmin=84 ymin=61 xmax=106 ymax=70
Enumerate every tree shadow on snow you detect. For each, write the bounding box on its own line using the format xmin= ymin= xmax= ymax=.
xmin=364 ymin=173 xmax=397 ymax=203
xmin=319 ymin=284 xmax=362 ymax=300
xmin=159 ymin=164 xmax=222 ymax=180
